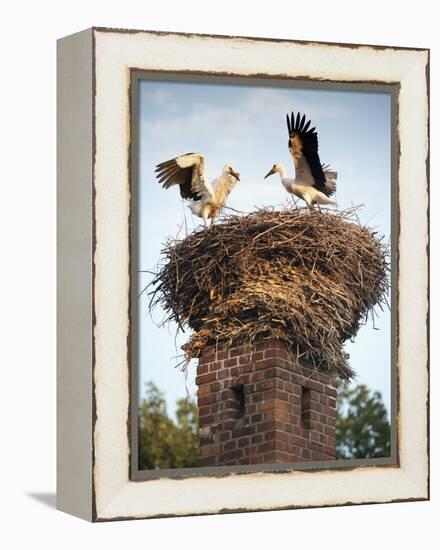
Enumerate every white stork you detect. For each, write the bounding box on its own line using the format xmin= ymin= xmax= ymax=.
xmin=155 ymin=152 xmax=240 ymax=226
xmin=264 ymin=112 xmax=337 ymax=210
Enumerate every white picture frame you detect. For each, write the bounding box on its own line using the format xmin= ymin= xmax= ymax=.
xmin=57 ymin=27 xmax=429 ymax=521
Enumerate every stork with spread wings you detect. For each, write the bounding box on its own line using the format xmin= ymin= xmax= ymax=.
xmin=264 ymin=112 xmax=338 ymax=210
xmin=155 ymin=152 xmax=240 ymax=226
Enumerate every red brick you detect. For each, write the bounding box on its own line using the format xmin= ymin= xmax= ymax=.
xmin=230 ymin=347 xmax=247 ymax=358
xmin=263 ymin=340 xmax=283 ymax=350
xmin=199 ymin=414 xmax=214 ymax=425
xmin=229 ymin=366 xmax=240 ymax=378
xmin=274 ymin=389 xmax=289 ymax=402
xmin=323 ymin=405 xmax=336 ymax=416
xmin=220 ymin=431 xmax=232 ymax=442
xmin=232 ymin=425 xmax=254 ymax=438
xmin=238 ymin=374 xmax=250 ymax=385
xmin=224 ymin=440 xmax=236 ymax=451
xmin=259 ymin=399 xmax=276 ymax=411
xmin=310 ymin=441 xmax=327 ymax=454
xmin=275 ymin=440 xmax=292 ymax=453
xmin=324 ymin=386 xmax=338 ymax=398
xmin=199 ymin=346 xmax=216 ymax=361
xmin=248 ymin=444 xmax=258 ymax=455
xmin=255 ymin=341 xmax=270 ymax=351
xmin=197 ymin=364 xmax=209 ymax=375
xmin=291 ymin=435 xmax=307 ymax=447
xmin=209 ymin=362 xmax=222 ymax=372
xmin=261 ymin=452 xmax=277 ymax=462
xmin=197 ymin=385 xmax=210 ymax=396
xmin=206 ymin=361 xmax=224 ymax=372
xmin=283 ymin=381 xmax=297 ymax=393
xmin=209 ymin=381 xmax=222 ymax=392
xmin=198 ymin=405 xmax=212 ymax=417
xmin=217 ymin=369 xmax=230 ymax=380
xmin=198 ymin=394 xmax=217 ymax=406
xmin=223 ymin=398 xmax=241 ymax=410
xmin=274 ymin=430 xmax=290 ymax=443
xmin=256 ymin=379 xmax=276 ymax=391
xmin=323 ymin=416 xmax=336 ymax=427
xmin=249 ymin=371 xmax=264 ymax=383
xmin=272 ymin=409 xmax=292 ymax=422
xmin=257 ymin=441 xmax=276 ymax=453
xmin=324 ymin=425 xmax=335 ymax=436
xmin=263 ymin=430 xmax=277 ymax=441
xmin=195 ymin=372 xmax=217 ymax=385
xmin=256 ymin=421 xmax=276 ymax=433
xmin=222 ymin=449 xmax=242 ymax=462
xmin=223 ymin=420 xmax=237 ymax=430
xmin=264 ymin=348 xmax=288 ymax=360
xmin=200 ymin=445 xmax=212 ymax=457
xmin=270 ymin=368 xmax=290 ymax=381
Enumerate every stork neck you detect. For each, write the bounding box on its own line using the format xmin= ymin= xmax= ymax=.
xmin=222 ymin=170 xmax=235 ymax=185
xmin=277 ymin=165 xmax=287 ymax=179
xmin=226 ymin=174 xmax=237 ymax=188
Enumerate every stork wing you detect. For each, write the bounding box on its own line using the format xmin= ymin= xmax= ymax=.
xmin=287 ymin=112 xmax=329 ymax=195
xmin=155 ymin=152 xmax=214 ymax=200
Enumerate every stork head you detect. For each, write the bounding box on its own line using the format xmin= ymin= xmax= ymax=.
xmin=224 ymin=164 xmax=240 ymax=181
xmin=264 ymin=163 xmax=282 ymax=179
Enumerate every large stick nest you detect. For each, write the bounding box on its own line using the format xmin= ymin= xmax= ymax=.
xmin=149 ymin=207 xmax=389 ymax=381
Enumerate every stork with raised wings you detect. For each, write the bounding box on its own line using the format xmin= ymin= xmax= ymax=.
xmin=155 ymin=153 xmax=240 ymax=227
xmin=264 ymin=112 xmax=337 ymax=211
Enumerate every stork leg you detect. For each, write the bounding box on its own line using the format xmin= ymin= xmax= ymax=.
xmin=202 ymin=205 xmax=210 ymax=228
xmin=289 ymin=195 xmax=299 ymax=209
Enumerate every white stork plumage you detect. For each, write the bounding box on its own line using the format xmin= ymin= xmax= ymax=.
xmin=264 ymin=112 xmax=338 ymax=210
xmin=155 ymin=152 xmax=240 ymax=226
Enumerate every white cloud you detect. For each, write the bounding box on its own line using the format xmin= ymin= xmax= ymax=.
xmin=140 ymin=86 xmax=351 ymax=155
xmin=149 ymin=88 xmax=170 ymax=105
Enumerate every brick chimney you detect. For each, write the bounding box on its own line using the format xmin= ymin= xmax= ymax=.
xmin=196 ymin=339 xmax=337 ymax=466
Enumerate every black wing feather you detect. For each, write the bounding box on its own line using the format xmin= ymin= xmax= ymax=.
xmin=287 ymin=111 xmax=328 ymax=193
xmin=155 ymin=152 xmax=201 ymax=200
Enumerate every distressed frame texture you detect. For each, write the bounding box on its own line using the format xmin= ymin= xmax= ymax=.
xmin=57 ymin=27 xmax=429 ymax=522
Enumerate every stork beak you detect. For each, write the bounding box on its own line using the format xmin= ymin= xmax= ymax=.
xmin=229 ymin=168 xmax=240 ymax=181
xmin=264 ymin=167 xmax=275 ymax=179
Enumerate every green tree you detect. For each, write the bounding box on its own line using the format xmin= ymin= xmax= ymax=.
xmin=138 ymin=382 xmax=199 ymax=470
xmin=336 ymin=384 xmax=391 ymax=459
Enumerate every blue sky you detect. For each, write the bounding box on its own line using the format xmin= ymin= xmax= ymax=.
xmin=137 ymin=79 xmax=391 ymax=417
